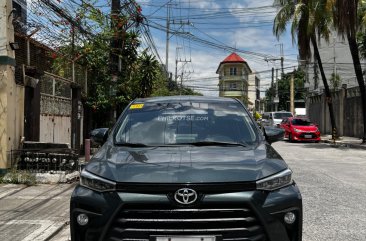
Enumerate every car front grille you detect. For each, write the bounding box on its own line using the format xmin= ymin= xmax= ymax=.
xmin=104 ymin=204 xmax=267 ymax=241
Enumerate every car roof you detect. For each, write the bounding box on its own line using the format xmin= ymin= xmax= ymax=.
xmin=133 ymin=95 xmax=239 ymax=104
xmin=288 ymin=117 xmax=310 ymax=121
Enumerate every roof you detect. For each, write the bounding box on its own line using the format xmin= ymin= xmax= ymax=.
xmin=221 ymin=53 xmax=246 ymax=63
xmin=216 ymin=53 xmax=252 ymax=74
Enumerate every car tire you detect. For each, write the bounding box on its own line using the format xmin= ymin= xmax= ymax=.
xmin=289 ymin=133 xmax=293 ymax=142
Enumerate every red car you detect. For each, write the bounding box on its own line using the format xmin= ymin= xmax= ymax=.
xmin=280 ymin=117 xmax=321 ymax=142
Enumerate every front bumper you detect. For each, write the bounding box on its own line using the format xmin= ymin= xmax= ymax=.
xmin=70 ymin=183 xmax=302 ymax=241
xmin=292 ymin=131 xmax=321 ymax=141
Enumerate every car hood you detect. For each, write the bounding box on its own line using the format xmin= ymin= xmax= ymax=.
xmin=292 ymin=125 xmax=318 ymax=131
xmin=85 ymin=143 xmax=288 ymax=183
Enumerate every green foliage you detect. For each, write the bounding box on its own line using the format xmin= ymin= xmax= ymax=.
xmin=0 ymin=169 xmax=36 ymax=186
xmin=48 ymin=1 xmax=198 ymax=126
xmin=330 ymin=73 xmax=341 ymax=90
xmin=253 ymin=111 xmax=262 ymax=121
xmin=266 ymin=69 xmax=306 ymax=111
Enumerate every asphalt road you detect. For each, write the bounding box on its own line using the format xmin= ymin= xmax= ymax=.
xmin=272 ymin=141 xmax=366 ymax=241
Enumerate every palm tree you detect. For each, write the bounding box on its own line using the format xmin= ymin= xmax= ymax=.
xmin=138 ymin=51 xmax=159 ymax=97
xmin=273 ymin=0 xmax=338 ymax=139
xmin=333 ymin=0 xmax=366 ymax=143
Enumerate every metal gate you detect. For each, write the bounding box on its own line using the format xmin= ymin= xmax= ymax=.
xmin=39 ymin=72 xmax=72 ymax=144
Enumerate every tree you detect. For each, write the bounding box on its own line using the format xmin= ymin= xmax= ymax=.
xmin=333 ymin=0 xmax=366 ymax=142
xmin=136 ymin=51 xmax=160 ymax=98
xmin=266 ymin=69 xmax=306 ymax=111
xmin=273 ymin=0 xmax=338 ymax=139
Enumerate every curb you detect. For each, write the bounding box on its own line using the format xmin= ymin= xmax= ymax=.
xmin=320 ymin=140 xmax=366 ymax=150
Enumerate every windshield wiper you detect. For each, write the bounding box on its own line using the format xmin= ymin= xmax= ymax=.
xmin=179 ymin=141 xmax=247 ymax=147
xmin=115 ymin=142 xmax=148 ymax=147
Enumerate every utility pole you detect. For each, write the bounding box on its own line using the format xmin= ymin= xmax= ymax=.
xmin=175 ymin=46 xmax=182 ymax=84
xmin=165 ymin=3 xmax=171 ymax=76
xmin=178 ymin=59 xmax=191 ymax=94
xmin=290 ymin=72 xmax=295 ymax=115
xmin=333 ymin=35 xmax=337 ymax=89
xmin=166 ymin=3 xmax=190 ymax=78
xmin=111 ymin=0 xmax=121 ymax=76
xmin=275 ymin=68 xmax=279 ymax=111
xmin=271 ymin=67 xmax=274 ymax=111
xmin=266 ymin=48 xmax=283 ymax=111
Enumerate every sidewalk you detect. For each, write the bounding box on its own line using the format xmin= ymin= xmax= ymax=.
xmin=320 ymin=135 xmax=366 ymax=150
xmin=0 ymin=183 xmax=75 ymax=241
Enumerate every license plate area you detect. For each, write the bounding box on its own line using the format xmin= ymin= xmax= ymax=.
xmin=304 ymin=134 xmax=312 ymax=138
xmin=155 ymin=236 xmax=216 ymax=241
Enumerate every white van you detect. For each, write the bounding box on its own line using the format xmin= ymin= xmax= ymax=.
xmin=261 ymin=111 xmax=293 ymax=127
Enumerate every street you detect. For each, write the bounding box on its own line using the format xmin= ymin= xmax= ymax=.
xmin=0 ymin=183 xmax=75 ymax=241
xmin=272 ymin=141 xmax=366 ymax=241
xmin=1 ymin=141 xmax=366 ymax=241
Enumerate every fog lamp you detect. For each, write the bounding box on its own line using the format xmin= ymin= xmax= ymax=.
xmin=284 ymin=212 xmax=296 ymax=224
xmin=77 ymin=213 xmax=89 ymax=226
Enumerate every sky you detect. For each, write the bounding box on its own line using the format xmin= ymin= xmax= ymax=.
xmin=135 ymin=0 xmax=300 ymax=96
xmin=24 ymin=0 xmax=300 ymax=97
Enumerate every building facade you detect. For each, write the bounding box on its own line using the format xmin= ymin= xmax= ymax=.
xmin=216 ymin=53 xmax=260 ymax=110
xmin=304 ymin=33 xmax=365 ymax=94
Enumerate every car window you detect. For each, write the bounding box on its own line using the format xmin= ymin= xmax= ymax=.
xmin=114 ymin=101 xmax=259 ymax=146
xmin=291 ymin=119 xmax=312 ymax=126
xmin=274 ymin=112 xmax=293 ymax=119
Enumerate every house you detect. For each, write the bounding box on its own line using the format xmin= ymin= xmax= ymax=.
xmin=216 ymin=53 xmax=260 ymax=111
xmin=0 ymin=0 xmax=84 ymax=173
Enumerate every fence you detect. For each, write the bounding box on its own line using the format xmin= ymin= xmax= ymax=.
xmin=306 ymin=85 xmax=364 ymax=138
xmin=11 ymin=142 xmax=79 ymax=174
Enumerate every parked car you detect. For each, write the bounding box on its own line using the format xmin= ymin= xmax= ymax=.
xmin=70 ymin=96 xmax=302 ymax=241
xmin=261 ymin=111 xmax=293 ymax=127
xmin=280 ymin=117 xmax=321 ymax=142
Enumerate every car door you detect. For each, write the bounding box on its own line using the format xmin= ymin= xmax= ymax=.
xmin=282 ymin=118 xmax=291 ymax=136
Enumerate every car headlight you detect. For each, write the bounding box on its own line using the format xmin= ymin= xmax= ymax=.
xmin=256 ymin=169 xmax=293 ymax=191
xmin=293 ymin=128 xmax=301 ymax=133
xmin=80 ymin=170 xmax=116 ymax=192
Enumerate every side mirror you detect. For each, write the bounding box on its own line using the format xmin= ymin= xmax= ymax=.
xmin=263 ymin=126 xmax=285 ymax=144
xmin=90 ymin=128 xmax=109 ymax=146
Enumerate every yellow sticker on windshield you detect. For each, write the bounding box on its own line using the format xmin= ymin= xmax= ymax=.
xmin=130 ymin=103 xmax=144 ymax=109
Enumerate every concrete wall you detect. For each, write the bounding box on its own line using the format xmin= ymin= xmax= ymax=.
xmin=0 ymin=0 xmax=25 ymax=171
xmin=307 ymin=86 xmax=364 ymax=138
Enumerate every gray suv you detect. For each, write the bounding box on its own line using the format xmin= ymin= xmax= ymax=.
xmin=70 ymin=96 xmax=302 ymax=241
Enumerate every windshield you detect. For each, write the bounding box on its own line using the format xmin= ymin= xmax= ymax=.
xmin=274 ymin=112 xmax=293 ymax=119
xmin=291 ymin=119 xmax=312 ymax=126
xmin=114 ymin=100 xmax=259 ymax=146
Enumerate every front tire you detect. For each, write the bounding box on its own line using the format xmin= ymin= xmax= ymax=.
xmin=289 ymin=133 xmax=293 ymax=142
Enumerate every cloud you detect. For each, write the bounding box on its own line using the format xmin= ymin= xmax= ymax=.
xmin=231 ymin=28 xmax=276 ymax=51
xmin=228 ymin=1 xmax=277 ymax=24
xmin=188 ymin=0 xmax=220 ymax=11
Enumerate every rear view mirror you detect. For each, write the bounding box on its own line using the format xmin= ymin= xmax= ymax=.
xmin=90 ymin=128 xmax=109 ymax=146
xmin=263 ymin=126 xmax=285 ymax=144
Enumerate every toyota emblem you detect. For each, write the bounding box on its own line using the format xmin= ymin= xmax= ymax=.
xmin=174 ymin=188 xmax=198 ymax=205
